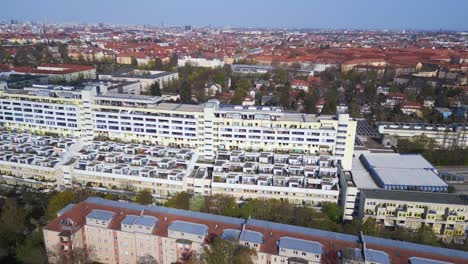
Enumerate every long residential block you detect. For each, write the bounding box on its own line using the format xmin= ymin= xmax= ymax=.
xmin=43 ymin=197 xmax=468 ymax=264
xmin=0 ymin=84 xmax=356 ymax=170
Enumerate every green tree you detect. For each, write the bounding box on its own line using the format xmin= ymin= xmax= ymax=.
xmin=165 ymin=192 xmax=192 ymax=210
xmin=321 ymin=203 xmax=342 ymax=223
xmin=46 ymin=191 xmax=79 ymax=220
xmin=303 ymin=92 xmax=318 ymax=114
xmin=104 ymin=192 xmax=120 ymax=201
xmin=277 ymin=82 xmax=291 ymax=108
xmin=135 ymin=190 xmax=153 ymax=205
xmin=180 ymin=81 xmax=192 ymax=103
xmin=15 ymin=229 xmax=48 ymax=264
xmin=196 ymin=237 xmax=257 ymax=264
xmin=58 ymin=43 xmax=69 ymax=60
xmin=149 ymin=81 xmax=162 ymax=96
xmin=153 ymin=58 xmax=163 ymax=70
xmin=131 ymin=57 xmax=138 ymax=66
xmin=213 ymin=71 xmax=225 ymax=86
xmin=189 ymin=195 xmax=206 ymax=212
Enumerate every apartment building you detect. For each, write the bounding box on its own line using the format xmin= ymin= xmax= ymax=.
xmin=377 ymin=122 xmax=468 ymax=148
xmin=14 ymin=64 xmax=97 ymax=82
xmin=67 ymin=141 xmax=198 ymax=198
xmin=43 ymin=197 xmax=468 ymax=264
xmin=359 ymin=189 xmax=468 ymax=239
xmin=1 ymin=84 xmax=356 ymax=169
xmin=338 ymin=152 xmax=449 ymax=222
xmin=211 ymin=150 xmax=340 ymax=206
xmin=0 ymin=132 xmax=77 ymax=188
xmin=99 ymin=69 xmax=178 ymax=90
xmin=177 ymin=56 xmax=225 ymax=68
xmin=0 ymin=83 xmax=105 ymax=142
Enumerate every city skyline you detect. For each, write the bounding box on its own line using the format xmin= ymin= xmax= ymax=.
xmin=3 ymin=0 xmax=468 ymax=31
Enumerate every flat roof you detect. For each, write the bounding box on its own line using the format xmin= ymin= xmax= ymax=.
xmin=221 ymin=229 xmax=241 ymax=240
xmin=278 ymin=236 xmax=323 ymax=254
xmin=86 ymin=209 xmax=115 ymax=221
xmin=134 ymin=215 xmax=158 ymax=227
xmin=365 ymin=248 xmax=391 ymax=264
xmin=240 ymin=230 xmax=264 ymax=244
xmin=361 ymin=189 xmax=468 ymax=205
xmin=360 ymin=153 xmax=447 ymax=188
xmin=168 ymin=220 xmax=208 ymax=236
xmin=350 ymin=153 xmax=380 ymax=189
xmin=408 ymin=257 xmax=453 ymax=264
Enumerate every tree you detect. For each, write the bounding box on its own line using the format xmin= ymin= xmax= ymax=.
xmin=189 ymin=195 xmax=206 ymax=212
xmin=213 ymin=71 xmax=225 ymax=86
xmin=15 ymin=229 xmax=48 ymax=264
xmin=104 ymin=192 xmax=120 ymax=201
xmin=415 ymin=225 xmax=439 ymax=246
xmin=149 ymin=82 xmax=162 ymax=96
xmin=165 ymin=192 xmax=192 ymax=210
xmin=47 ymin=191 xmax=79 ymax=220
xmin=303 ymin=92 xmax=318 ymax=114
xmin=131 ymin=57 xmax=138 ymax=66
xmin=321 ymin=203 xmax=342 ymax=223
xmin=195 ymin=238 xmax=257 ymax=264
xmin=58 ymin=44 xmax=69 ymax=60
xmin=0 ymin=198 xmax=27 ymax=259
xmin=277 ymin=82 xmax=291 ymax=108
xmin=168 ymin=54 xmax=178 ymax=70
xmin=204 ymin=195 xmax=239 ymax=217
xmin=180 ymin=81 xmax=192 ymax=103
xmin=135 ymin=190 xmax=153 ymax=205
xmin=153 ymin=58 xmax=163 ymax=70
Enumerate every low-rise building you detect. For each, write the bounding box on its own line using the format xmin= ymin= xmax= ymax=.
xmin=211 ymin=150 xmax=340 ymax=206
xmin=359 ymin=189 xmax=468 ymax=239
xmin=43 ymin=197 xmax=468 ymax=264
xmin=376 ymin=122 xmax=468 ymax=148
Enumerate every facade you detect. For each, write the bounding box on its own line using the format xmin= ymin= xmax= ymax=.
xmin=0 ymin=84 xmax=104 ymax=142
xmin=359 ymin=189 xmax=468 ymax=239
xmin=0 ymin=84 xmax=356 ymax=169
xmin=211 ymin=150 xmax=340 ymax=206
xmin=0 ymin=84 xmax=357 ymax=205
xmin=43 ymin=197 xmax=468 ymax=264
xmin=377 ymin=122 xmax=468 ymax=148
xmin=14 ymin=64 xmax=97 ymax=82
xmin=99 ymin=70 xmax=178 ymax=90
xmin=68 ymin=141 xmax=198 ymax=198
xmin=0 ymin=132 xmax=78 ymax=188
xmin=177 ymin=56 xmax=225 ymax=68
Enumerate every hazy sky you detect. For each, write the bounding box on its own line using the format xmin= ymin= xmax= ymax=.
xmin=3 ymin=0 xmax=468 ymax=30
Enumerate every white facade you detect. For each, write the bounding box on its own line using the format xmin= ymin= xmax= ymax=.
xmin=177 ymin=56 xmax=225 ymax=69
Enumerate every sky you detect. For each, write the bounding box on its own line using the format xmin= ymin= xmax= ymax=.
xmin=3 ymin=0 xmax=468 ymax=30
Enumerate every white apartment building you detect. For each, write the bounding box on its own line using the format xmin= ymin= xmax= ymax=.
xmin=99 ymin=70 xmax=178 ymax=90
xmin=177 ymin=56 xmax=225 ymax=68
xmin=0 ymin=83 xmax=106 ymax=143
xmin=377 ymin=122 xmax=468 ymax=148
xmin=0 ymin=84 xmax=356 ymax=169
xmin=359 ymin=189 xmax=468 ymax=239
xmin=211 ymin=150 xmax=340 ymax=206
